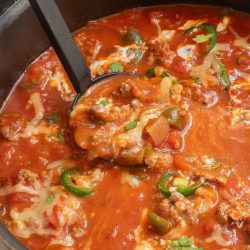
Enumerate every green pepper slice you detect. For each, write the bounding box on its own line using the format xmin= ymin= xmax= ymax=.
xmin=148 ymin=212 xmax=172 ymax=233
xmin=185 ymin=23 xmax=217 ymax=53
xmin=198 ymin=23 xmax=217 ymax=53
xmin=60 ymin=168 xmax=94 ymax=197
xmin=157 ymin=171 xmax=205 ymax=197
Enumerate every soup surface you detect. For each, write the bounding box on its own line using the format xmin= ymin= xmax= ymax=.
xmin=0 ymin=5 xmax=250 ymax=250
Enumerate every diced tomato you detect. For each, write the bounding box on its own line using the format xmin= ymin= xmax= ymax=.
xmin=144 ymin=116 xmax=170 ymax=146
xmin=8 ymin=192 xmax=34 ymax=208
xmin=166 ymin=131 xmax=182 ymax=150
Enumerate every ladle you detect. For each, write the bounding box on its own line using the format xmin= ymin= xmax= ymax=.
xmin=29 ymin=0 xmax=133 ymax=109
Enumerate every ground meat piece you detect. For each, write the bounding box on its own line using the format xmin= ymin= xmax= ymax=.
xmin=157 ymin=191 xmax=198 ymax=225
xmin=147 ymin=40 xmax=170 ymax=65
xmin=0 ymin=113 xmax=26 ymax=141
xmin=17 ymin=169 xmax=41 ymax=189
xmin=144 ymin=151 xmax=172 ymax=172
xmin=89 ymin=103 xmax=132 ymax=123
xmin=218 ymin=193 xmax=250 ymax=222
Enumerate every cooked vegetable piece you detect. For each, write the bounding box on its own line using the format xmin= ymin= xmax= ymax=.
xmin=217 ymin=60 xmax=231 ymax=88
xmin=109 ymin=62 xmax=124 ymax=72
xmin=145 ymin=116 xmax=170 ymax=146
xmin=157 ymin=171 xmax=173 ymax=197
xmin=173 ymin=177 xmax=189 ymax=187
xmin=162 ymin=106 xmax=186 ymax=130
xmin=45 ymin=112 xmax=58 ymax=124
xmin=60 ymin=168 xmax=94 ymax=197
xmin=122 ymin=28 xmax=144 ymax=45
xmin=148 ymin=212 xmax=171 ymax=233
xmin=124 ymin=120 xmax=138 ymax=131
xmin=157 ymin=171 xmax=205 ymax=197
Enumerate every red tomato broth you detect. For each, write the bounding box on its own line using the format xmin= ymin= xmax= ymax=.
xmin=0 ymin=4 xmax=249 ymax=250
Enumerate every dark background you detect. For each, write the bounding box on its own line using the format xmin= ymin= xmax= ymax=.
xmin=0 ymin=0 xmax=18 ymax=16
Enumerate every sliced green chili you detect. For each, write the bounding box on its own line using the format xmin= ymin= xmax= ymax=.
xmin=148 ymin=212 xmax=171 ymax=233
xmin=185 ymin=23 xmax=217 ymax=53
xmin=60 ymin=168 xmax=94 ymax=197
xmin=199 ymin=23 xmax=217 ymax=53
xmin=157 ymin=171 xmax=205 ymax=197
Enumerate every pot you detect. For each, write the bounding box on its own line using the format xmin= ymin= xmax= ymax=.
xmin=0 ymin=0 xmax=249 ymax=249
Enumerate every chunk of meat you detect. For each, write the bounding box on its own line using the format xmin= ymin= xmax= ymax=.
xmin=157 ymin=191 xmax=198 ymax=225
xmin=144 ymin=151 xmax=172 ymax=172
xmin=180 ymin=79 xmax=218 ymax=106
xmin=147 ymin=40 xmax=170 ymax=65
xmin=17 ymin=169 xmax=41 ymax=190
xmin=0 ymin=113 xmax=26 ymax=141
xmin=218 ymin=193 xmax=250 ymax=222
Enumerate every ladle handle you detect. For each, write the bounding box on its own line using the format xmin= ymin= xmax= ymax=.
xmin=29 ymin=0 xmax=92 ymax=93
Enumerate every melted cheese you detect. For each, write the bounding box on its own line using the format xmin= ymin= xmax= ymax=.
xmin=177 ymin=44 xmax=196 ymax=61
xmin=216 ymin=16 xmax=231 ymax=32
xmin=0 ymin=170 xmax=81 ymax=246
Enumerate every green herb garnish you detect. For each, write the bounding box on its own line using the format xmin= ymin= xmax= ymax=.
xmin=161 ymin=71 xmax=169 ymax=78
xmin=193 ymin=77 xmax=201 ymax=84
xmin=171 ymin=237 xmax=203 ymax=250
xmin=46 ymin=194 xmax=55 ymax=204
xmin=124 ymin=120 xmax=138 ymax=131
xmin=146 ymin=68 xmax=155 ymax=78
xmin=109 ymin=62 xmax=124 ymax=72
xmin=99 ymin=99 xmax=110 ymax=107
xmin=56 ymin=134 xmax=65 ymax=143
xmin=45 ymin=112 xmax=58 ymax=124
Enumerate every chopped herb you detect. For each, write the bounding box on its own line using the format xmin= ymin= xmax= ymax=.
xmin=217 ymin=60 xmax=231 ymax=88
xmin=99 ymin=99 xmax=109 ymax=107
xmin=45 ymin=112 xmax=58 ymax=124
xmin=146 ymin=68 xmax=155 ymax=78
xmin=192 ymin=33 xmax=213 ymax=43
xmin=193 ymin=77 xmax=201 ymax=84
xmin=46 ymin=194 xmax=55 ymax=204
xmin=124 ymin=120 xmax=138 ymax=131
xmin=56 ymin=134 xmax=65 ymax=143
xmin=109 ymin=62 xmax=124 ymax=72
xmin=171 ymin=237 xmax=203 ymax=250
xmin=161 ymin=71 xmax=169 ymax=78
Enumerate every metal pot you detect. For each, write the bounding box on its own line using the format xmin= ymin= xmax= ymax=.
xmin=0 ymin=0 xmax=249 ymax=249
